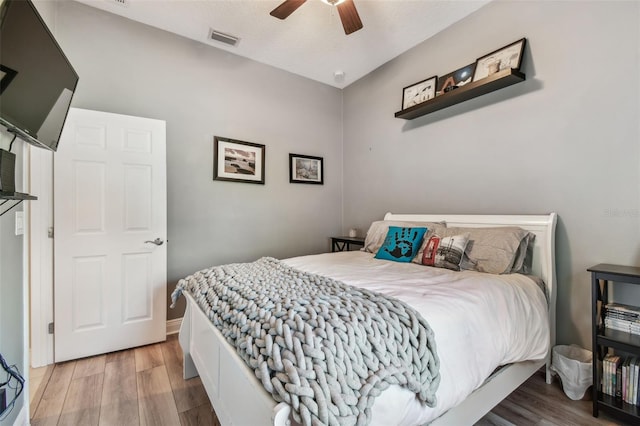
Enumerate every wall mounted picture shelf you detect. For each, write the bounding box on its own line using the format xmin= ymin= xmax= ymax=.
xmin=0 ymin=191 xmax=37 ymax=216
xmin=395 ymin=68 xmax=525 ymax=120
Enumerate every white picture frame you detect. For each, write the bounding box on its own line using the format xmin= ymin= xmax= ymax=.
xmin=473 ymin=38 xmax=526 ymax=82
xmin=401 ymin=75 xmax=437 ymax=110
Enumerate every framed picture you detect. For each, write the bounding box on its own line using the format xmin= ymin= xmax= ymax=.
xmin=213 ymin=136 xmax=265 ymax=184
xmin=436 ymin=63 xmax=476 ymax=95
xmin=0 ymin=65 xmax=17 ymax=95
xmin=401 ymin=75 xmax=437 ymax=110
xmin=472 ymin=38 xmax=526 ymax=82
xmin=289 ymin=154 xmax=323 ymax=185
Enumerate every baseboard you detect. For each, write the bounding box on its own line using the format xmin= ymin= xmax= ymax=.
xmin=14 ymin=403 xmax=29 ymax=426
xmin=33 ymin=319 xmax=184 ymax=367
xmin=166 ymin=317 xmax=183 ymax=335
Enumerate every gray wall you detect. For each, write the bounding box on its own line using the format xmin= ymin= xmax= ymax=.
xmin=54 ymin=1 xmax=344 ymax=319
xmin=0 ymin=2 xmax=56 ymax=421
xmin=15 ymin=0 xmax=637 ymax=361
xmin=0 ymin=132 xmax=26 ymax=426
xmin=342 ymin=0 xmax=640 ymax=348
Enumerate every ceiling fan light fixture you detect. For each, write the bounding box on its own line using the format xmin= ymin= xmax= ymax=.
xmin=270 ymin=0 xmax=362 ymax=35
xmin=321 ymin=0 xmax=346 ymax=6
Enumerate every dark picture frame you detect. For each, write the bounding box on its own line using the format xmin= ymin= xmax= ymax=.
xmin=0 ymin=65 xmax=18 ymax=95
xmin=289 ymin=154 xmax=323 ymax=185
xmin=436 ymin=63 xmax=476 ymax=95
xmin=473 ymin=38 xmax=526 ymax=82
xmin=213 ymin=136 xmax=265 ymax=184
xmin=401 ymin=75 xmax=437 ymax=110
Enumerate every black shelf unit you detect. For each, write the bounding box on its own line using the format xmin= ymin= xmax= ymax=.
xmin=589 ymin=263 xmax=640 ymax=424
xmin=598 ymin=393 xmax=640 ymax=419
xmin=394 ymin=68 xmax=526 ymax=120
xmin=0 ymin=191 xmax=37 ymax=217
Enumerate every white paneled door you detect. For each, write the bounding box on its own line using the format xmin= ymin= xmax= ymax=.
xmin=54 ymin=108 xmax=167 ymax=362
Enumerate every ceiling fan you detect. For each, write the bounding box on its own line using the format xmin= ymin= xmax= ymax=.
xmin=270 ymin=0 xmax=363 ymax=35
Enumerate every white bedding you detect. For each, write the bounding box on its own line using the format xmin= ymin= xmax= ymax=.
xmin=284 ymin=250 xmax=549 ymax=425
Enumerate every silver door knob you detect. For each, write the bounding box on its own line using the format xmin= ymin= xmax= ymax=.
xmin=144 ymin=238 xmax=164 ymax=246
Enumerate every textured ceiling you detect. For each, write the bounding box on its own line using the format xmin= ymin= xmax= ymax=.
xmin=73 ymin=0 xmax=489 ymax=88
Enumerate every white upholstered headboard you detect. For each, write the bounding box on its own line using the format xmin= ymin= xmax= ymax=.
xmin=383 ymin=212 xmax=558 ymax=350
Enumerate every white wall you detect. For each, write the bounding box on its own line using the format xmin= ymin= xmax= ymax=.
xmin=342 ymin=0 xmax=640 ymax=348
xmin=53 ymin=1 xmax=344 ymax=319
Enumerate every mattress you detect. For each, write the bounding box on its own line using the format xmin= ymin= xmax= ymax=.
xmin=283 ymin=250 xmax=549 ymax=425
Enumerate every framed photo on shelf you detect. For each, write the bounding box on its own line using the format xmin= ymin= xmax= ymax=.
xmin=402 ymin=75 xmax=437 ymax=110
xmin=213 ymin=136 xmax=265 ymax=184
xmin=436 ymin=63 xmax=476 ymax=95
xmin=472 ymin=38 xmax=526 ymax=82
xmin=289 ymin=153 xmax=323 ymax=185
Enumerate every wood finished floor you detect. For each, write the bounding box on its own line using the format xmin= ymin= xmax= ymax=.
xmin=30 ymin=335 xmax=219 ymax=426
xmin=31 ymin=337 xmax=626 ymax=426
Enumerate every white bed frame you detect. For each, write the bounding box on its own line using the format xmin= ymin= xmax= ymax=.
xmin=179 ymin=213 xmax=557 ymax=426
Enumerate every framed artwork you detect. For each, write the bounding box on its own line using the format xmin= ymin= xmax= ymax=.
xmin=0 ymin=65 xmax=17 ymax=95
xmin=436 ymin=63 xmax=476 ymax=95
xmin=289 ymin=154 xmax=323 ymax=185
xmin=213 ymin=136 xmax=265 ymax=184
xmin=473 ymin=38 xmax=526 ymax=82
xmin=401 ymin=75 xmax=437 ymax=110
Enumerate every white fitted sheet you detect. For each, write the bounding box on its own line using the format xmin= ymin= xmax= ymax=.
xmin=283 ymin=251 xmax=549 ymax=425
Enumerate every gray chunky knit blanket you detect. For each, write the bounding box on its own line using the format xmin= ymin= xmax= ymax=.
xmin=171 ymin=257 xmax=440 ymax=426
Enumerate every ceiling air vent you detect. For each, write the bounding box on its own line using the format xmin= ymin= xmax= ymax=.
xmin=209 ymin=28 xmax=239 ymax=47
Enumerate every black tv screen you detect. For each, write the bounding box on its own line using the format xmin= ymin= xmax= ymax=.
xmin=0 ymin=0 xmax=79 ymax=151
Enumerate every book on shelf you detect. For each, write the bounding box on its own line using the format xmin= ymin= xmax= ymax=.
xmin=632 ymin=357 xmax=637 ymax=404
xmin=604 ymin=317 xmax=640 ymax=335
xmin=623 ymin=357 xmax=629 ymax=402
xmin=606 ymin=312 xmax=640 ymax=322
xmin=606 ymin=305 xmax=640 ymax=321
xmin=617 ymin=361 xmax=623 ymax=398
xmin=615 ymin=356 xmax=622 ymax=397
xmin=605 ymin=303 xmax=640 ymax=314
xmin=600 ymin=354 xmax=640 ymax=406
xmin=603 ymin=354 xmax=621 ymax=396
xmin=604 ymin=355 xmax=608 ymax=395
xmin=632 ymin=359 xmax=636 ymax=404
xmin=629 ymin=358 xmax=640 ymax=405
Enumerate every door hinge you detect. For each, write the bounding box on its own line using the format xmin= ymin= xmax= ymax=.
xmin=48 ymin=227 xmax=54 ymax=238
xmin=48 ymin=322 xmax=54 ymax=334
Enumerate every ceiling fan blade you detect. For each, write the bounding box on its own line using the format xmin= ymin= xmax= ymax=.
xmin=270 ymin=0 xmax=307 ymax=19
xmin=337 ymin=0 xmax=363 ymax=35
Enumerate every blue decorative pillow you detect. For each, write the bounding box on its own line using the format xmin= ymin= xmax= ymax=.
xmin=374 ymin=226 xmax=427 ymax=262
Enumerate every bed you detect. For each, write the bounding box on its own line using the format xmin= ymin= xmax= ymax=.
xmin=175 ymin=212 xmax=557 ymax=425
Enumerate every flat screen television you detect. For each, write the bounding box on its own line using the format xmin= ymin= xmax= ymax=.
xmin=0 ymin=0 xmax=79 ymax=151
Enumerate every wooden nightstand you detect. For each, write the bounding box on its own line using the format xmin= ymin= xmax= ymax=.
xmin=331 ymin=236 xmax=365 ymax=252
